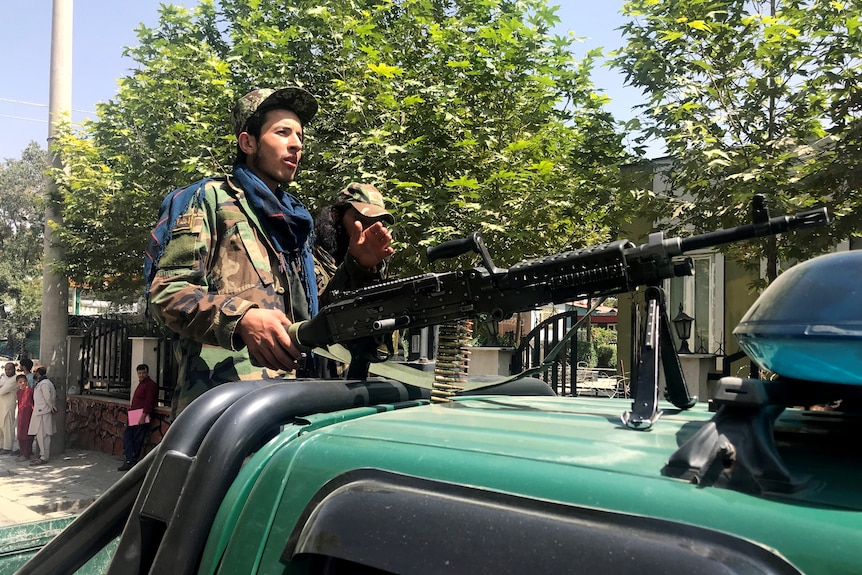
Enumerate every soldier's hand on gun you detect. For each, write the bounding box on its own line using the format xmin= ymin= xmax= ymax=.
xmin=236 ymin=308 xmax=302 ymax=371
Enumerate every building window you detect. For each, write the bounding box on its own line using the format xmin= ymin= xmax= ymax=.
xmin=665 ymin=252 xmax=723 ymax=355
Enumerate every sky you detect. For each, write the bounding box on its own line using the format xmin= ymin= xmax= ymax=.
xmin=0 ymin=1 xmax=651 ymax=162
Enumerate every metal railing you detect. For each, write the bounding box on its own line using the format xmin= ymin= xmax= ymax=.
xmin=78 ymin=315 xmax=131 ymax=397
xmin=511 ymin=310 xmax=626 ymax=397
xmin=512 ymin=310 xmax=581 ymax=396
xmin=154 ymin=336 xmax=177 ymax=408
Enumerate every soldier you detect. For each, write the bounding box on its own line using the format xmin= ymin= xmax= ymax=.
xmin=313 ymin=183 xmax=396 ymax=377
xmin=313 ymin=182 xmax=395 ymax=300
xmin=149 ymin=87 xmax=392 ymax=418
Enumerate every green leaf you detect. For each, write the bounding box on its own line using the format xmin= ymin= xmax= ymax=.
xmin=687 ymin=20 xmax=712 ymax=32
xmin=446 ymin=177 xmax=480 ymax=189
xmin=366 ymin=62 xmax=404 ymax=78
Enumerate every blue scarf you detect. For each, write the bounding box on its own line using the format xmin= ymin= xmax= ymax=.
xmin=232 ymin=163 xmax=318 ymax=316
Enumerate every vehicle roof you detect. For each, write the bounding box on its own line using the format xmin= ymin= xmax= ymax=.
xmin=206 ymin=396 xmax=862 ymax=574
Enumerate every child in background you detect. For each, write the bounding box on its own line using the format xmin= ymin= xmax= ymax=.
xmin=15 ymin=374 xmax=34 ymax=462
xmin=20 ymin=358 xmax=35 ymax=389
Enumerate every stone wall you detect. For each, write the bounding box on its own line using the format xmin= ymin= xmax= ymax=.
xmin=65 ymin=395 xmax=170 ymax=459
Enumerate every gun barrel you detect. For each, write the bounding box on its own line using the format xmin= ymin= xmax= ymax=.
xmin=373 ymin=317 xmax=410 ymax=331
xmin=680 ymin=207 xmax=829 ymax=253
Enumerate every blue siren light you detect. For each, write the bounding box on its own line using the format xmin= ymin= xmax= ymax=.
xmin=733 ymin=250 xmax=862 ymax=385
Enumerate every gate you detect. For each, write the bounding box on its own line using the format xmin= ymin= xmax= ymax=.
xmin=153 ymin=336 xmax=177 ymax=408
xmin=78 ymin=315 xmax=131 ymax=396
xmin=75 ymin=315 xmax=176 ymax=406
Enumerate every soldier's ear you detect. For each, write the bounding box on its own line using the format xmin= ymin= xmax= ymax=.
xmin=238 ymin=132 xmax=257 ymax=155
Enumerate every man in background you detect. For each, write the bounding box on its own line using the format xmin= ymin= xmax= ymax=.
xmin=0 ymin=362 xmax=18 ymax=455
xmin=20 ymin=358 xmax=34 ymax=388
xmin=118 ymin=364 xmax=158 ymax=472
xmin=313 ymin=183 xmax=395 ymax=377
xmin=313 ymin=182 xmax=395 ymax=292
xmin=28 ymin=366 xmax=57 ymax=466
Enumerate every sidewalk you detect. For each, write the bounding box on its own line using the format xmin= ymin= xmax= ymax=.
xmin=0 ymin=449 xmax=125 ymax=527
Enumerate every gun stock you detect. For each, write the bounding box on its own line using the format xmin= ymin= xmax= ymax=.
xmin=289 ymin=205 xmax=829 ymax=352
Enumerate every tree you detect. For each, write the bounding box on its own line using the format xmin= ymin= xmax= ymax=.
xmin=52 ymin=0 xmax=633 ymax=301
xmin=612 ymin=0 xmax=861 ymax=283
xmin=0 ymin=142 xmax=48 ymax=353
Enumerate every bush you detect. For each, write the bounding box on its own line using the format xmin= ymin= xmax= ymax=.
xmin=592 ymin=327 xmax=617 ymax=347
xmin=596 ymin=344 xmax=616 ymax=368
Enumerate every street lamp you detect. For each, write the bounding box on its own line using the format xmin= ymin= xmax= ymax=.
xmin=672 ymin=303 xmax=694 ymax=354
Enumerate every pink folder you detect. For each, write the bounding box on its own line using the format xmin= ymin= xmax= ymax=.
xmin=128 ymin=408 xmax=150 ymax=426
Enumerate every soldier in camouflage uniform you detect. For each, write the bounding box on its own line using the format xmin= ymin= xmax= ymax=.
xmin=313 ymin=183 xmax=396 ymax=377
xmin=314 ymin=182 xmax=395 ymax=300
xmin=149 ymin=87 xmax=393 ymax=418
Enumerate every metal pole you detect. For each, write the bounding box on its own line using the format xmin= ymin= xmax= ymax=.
xmin=43 ymin=0 xmax=73 ymax=451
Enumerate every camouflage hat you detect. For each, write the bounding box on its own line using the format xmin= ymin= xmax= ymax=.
xmin=230 ymin=87 xmax=318 ymax=137
xmin=337 ymin=183 xmax=395 ymax=225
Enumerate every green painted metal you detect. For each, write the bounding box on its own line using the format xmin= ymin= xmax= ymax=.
xmin=8 ymin=394 xmax=861 ymax=573
xmin=199 ymin=403 xmax=404 ymax=575
xmin=206 ymin=396 xmax=862 ymax=575
xmin=0 ymin=517 xmax=117 ymax=574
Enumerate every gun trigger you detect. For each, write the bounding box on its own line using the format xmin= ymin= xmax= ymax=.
xmin=368 ymin=334 xmax=394 ymax=363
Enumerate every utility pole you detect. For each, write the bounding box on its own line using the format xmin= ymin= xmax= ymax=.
xmin=43 ymin=0 xmax=73 ymax=451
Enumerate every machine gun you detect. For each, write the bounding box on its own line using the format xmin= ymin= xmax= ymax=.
xmin=289 ymin=199 xmax=828 ymax=426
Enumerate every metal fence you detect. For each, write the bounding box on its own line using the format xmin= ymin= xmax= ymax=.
xmin=74 ymin=311 xmax=622 ymax=405
xmin=78 ymin=315 xmax=131 ymax=397
xmin=151 ymin=336 xmax=177 ymax=408
xmin=76 ymin=314 xmax=175 ymax=407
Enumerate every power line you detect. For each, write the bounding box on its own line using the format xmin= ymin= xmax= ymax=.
xmin=0 ymin=113 xmax=46 ymax=123
xmin=0 ymin=97 xmax=47 ymax=109
xmin=0 ymin=97 xmax=96 ymax=115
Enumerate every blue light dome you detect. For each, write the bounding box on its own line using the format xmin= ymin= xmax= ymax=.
xmin=733 ymin=250 xmax=862 ymax=385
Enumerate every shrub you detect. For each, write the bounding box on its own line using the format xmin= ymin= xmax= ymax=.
xmin=596 ymin=344 xmax=616 ymax=368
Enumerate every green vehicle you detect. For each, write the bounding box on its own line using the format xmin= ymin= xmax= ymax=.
xmin=14 ymin=204 xmax=862 ymax=574
xmin=15 ymin=372 xmax=862 ymax=574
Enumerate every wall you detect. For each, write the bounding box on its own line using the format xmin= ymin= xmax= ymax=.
xmin=65 ymin=395 xmax=170 ymax=458
xmin=470 ymin=347 xmax=516 ymax=376
xmin=722 ymin=261 xmax=759 ymax=363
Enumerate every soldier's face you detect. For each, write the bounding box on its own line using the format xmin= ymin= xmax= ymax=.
xmin=244 ymin=109 xmax=304 ymax=190
xmin=342 ymin=206 xmax=378 ymax=231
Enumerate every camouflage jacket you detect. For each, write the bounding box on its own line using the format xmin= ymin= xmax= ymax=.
xmin=149 ymin=176 xmax=382 ymax=418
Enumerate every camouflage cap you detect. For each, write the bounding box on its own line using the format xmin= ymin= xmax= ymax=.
xmin=337 ymin=183 xmax=395 ymax=225
xmin=230 ymin=87 xmax=319 ymax=137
